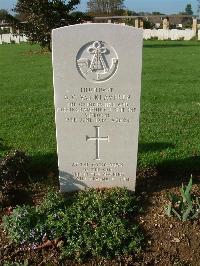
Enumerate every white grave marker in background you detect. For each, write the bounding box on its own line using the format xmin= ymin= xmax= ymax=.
xmin=52 ymin=24 xmax=143 ymax=192
xmin=2 ymin=34 xmax=11 ymax=44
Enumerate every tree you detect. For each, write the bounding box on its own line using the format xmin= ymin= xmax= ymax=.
xmin=152 ymin=11 xmax=165 ymax=15
xmin=0 ymin=9 xmax=19 ymax=24
xmin=14 ymin=11 xmax=27 ymax=22
xmin=125 ymin=10 xmax=138 ymax=16
xmin=87 ymin=0 xmax=125 ymax=16
xmin=70 ymin=11 xmax=93 ymax=23
xmin=0 ymin=9 xmax=9 ymax=20
xmin=185 ymin=4 xmax=193 ymax=15
xmin=14 ymin=0 xmax=80 ymax=50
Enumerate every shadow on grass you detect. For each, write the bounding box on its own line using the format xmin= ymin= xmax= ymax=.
xmin=157 ymin=155 xmax=200 ymax=176
xmin=137 ymin=155 xmax=200 ymax=193
xmin=139 ymin=142 xmax=175 ymax=152
xmin=28 ymin=154 xmax=91 ymax=191
xmin=29 ymin=152 xmax=58 ymax=179
xmin=28 ymin=150 xmax=200 ymax=194
xmin=144 ymin=42 xmax=199 ymax=49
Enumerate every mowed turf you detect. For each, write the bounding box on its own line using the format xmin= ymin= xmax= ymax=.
xmin=0 ymin=44 xmax=56 ymax=172
xmin=0 ymin=41 xmax=200 ymax=175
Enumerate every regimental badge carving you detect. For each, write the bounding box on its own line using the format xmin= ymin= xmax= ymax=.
xmin=76 ymin=41 xmax=118 ymax=83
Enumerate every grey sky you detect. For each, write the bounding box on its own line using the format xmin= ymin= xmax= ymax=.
xmin=0 ymin=0 xmax=199 ymax=15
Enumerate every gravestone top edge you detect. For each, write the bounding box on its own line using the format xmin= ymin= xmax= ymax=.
xmin=52 ymin=23 xmax=144 ymax=33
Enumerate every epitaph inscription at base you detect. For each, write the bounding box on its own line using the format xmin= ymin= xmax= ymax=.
xmin=52 ymin=24 xmax=143 ymax=192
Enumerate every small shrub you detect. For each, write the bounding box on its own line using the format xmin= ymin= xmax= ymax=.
xmin=3 ymin=205 xmax=40 ymax=244
xmin=3 ymin=260 xmax=28 ymax=266
xmin=0 ymin=150 xmax=29 ymax=205
xmin=3 ymin=188 xmax=143 ymax=261
xmin=165 ymin=177 xmax=200 ymax=221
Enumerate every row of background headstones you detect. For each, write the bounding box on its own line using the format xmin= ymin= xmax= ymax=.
xmin=144 ymin=29 xmax=200 ymax=41
xmin=0 ymin=34 xmax=28 ymax=44
xmin=1 ymin=29 xmax=200 ymax=44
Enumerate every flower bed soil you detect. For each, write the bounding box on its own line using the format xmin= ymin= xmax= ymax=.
xmin=0 ymin=175 xmax=200 ymax=266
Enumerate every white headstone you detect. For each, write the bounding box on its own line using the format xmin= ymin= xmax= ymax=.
xmin=15 ymin=35 xmax=20 ymax=44
xmin=21 ymin=35 xmax=28 ymax=42
xmin=184 ymin=29 xmax=190 ymax=40
xmin=198 ymin=30 xmax=200 ymax=41
xmin=52 ymin=24 xmax=143 ymax=192
xmin=163 ymin=30 xmax=169 ymax=40
xmin=143 ymin=29 xmax=151 ymax=40
xmin=2 ymin=34 xmax=11 ymax=43
xmin=157 ymin=29 xmax=164 ymax=40
xmin=10 ymin=34 xmax=15 ymax=42
xmin=11 ymin=34 xmax=20 ymax=44
xmin=184 ymin=29 xmax=195 ymax=41
xmin=0 ymin=35 xmax=2 ymax=45
xmin=151 ymin=29 xmax=158 ymax=39
xmin=177 ymin=30 xmax=184 ymax=39
xmin=170 ymin=29 xmax=179 ymax=40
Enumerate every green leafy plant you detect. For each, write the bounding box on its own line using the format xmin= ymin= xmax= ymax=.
xmin=3 ymin=260 xmax=29 ymax=266
xmin=3 ymin=188 xmax=143 ymax=261
xmin=165 ymin=177 xmax=200 ymax=221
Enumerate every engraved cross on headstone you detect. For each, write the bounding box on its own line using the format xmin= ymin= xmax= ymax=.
xmin=86 ymin=126 xmax=109 ymax=160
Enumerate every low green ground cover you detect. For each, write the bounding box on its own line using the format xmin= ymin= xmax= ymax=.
xmin=0 ymin=41 xmax=200 ymax=175
xmin=3 ymin=188 xmax=143 ymax=261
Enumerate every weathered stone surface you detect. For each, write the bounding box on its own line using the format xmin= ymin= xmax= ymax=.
xmin=52 ymin=24 xmax=143 ymax=192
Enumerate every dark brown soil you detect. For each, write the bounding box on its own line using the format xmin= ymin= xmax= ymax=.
xmin=136 ymin=189 xmax=200 ymax=265
xmin=1 ymin=174 xmax=200 ymax=266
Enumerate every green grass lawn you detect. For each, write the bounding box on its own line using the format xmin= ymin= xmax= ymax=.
xmin=0 ymin=41 xmax=200 ymax=176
